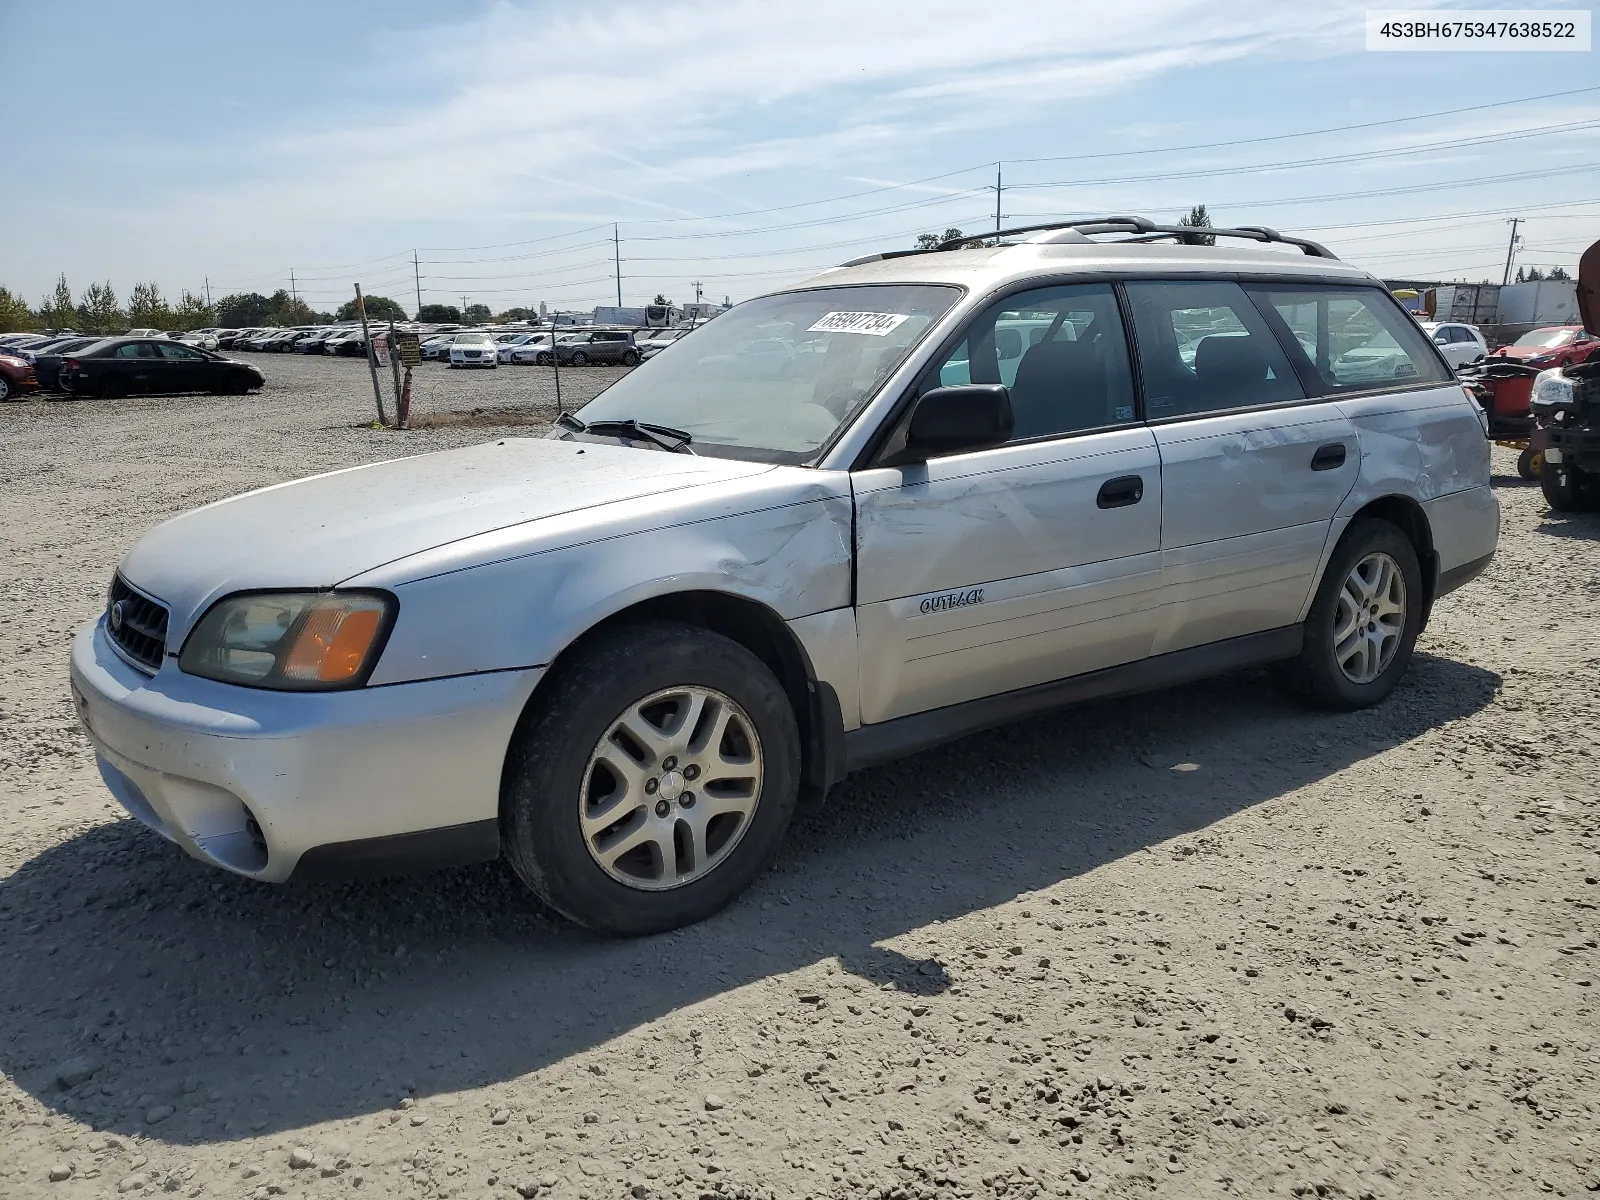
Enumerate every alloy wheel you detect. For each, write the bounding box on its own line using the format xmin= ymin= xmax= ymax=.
xmin=579 ymin=686 xmax=763 ymax=891
xmin=1334 ymin=551 xmax=1407 ymax=684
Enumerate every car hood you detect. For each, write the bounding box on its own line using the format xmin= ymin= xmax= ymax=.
xmin=120 ymin=438 xmax=776 ymax=636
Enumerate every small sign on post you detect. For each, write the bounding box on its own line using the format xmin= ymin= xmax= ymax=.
xmin=372 ymin=333 xmax=391 ymax=368
xmin=395 ymin=331 xmax=422 ymax=367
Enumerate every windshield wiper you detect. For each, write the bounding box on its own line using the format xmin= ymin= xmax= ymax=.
xmin=556 ymin=412 xmax=695 ymax=454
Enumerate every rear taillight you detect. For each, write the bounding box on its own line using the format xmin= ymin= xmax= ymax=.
xmin=62 ymin=358 xmax=81 ymax=371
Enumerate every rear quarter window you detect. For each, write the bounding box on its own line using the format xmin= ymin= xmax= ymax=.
xmin=1247 ymin=284 xmax=1452 ymax=394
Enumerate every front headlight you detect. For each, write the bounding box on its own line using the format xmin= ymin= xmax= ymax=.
xmin=178 ymin=591 xmax=395 ymax=690
xmin=1531 ymin=367 xmax=1577 ymax=415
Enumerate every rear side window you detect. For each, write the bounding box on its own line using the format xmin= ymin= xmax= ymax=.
xmin=1248 ymin=284 xmax=1451 ymax=394
xmin=1123 ymin=280 xmax=1305 ymax=419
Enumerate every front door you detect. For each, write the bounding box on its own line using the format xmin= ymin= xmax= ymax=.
xmin=852 ymin=282 xmax=1164 ymax=724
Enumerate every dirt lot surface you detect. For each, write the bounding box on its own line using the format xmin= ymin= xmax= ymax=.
xmin=2 ymin=353 xmax=1598 ymax=1200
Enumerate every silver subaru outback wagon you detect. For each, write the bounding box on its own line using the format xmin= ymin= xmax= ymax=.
xmin=70 ymin=217 xmax=1499 ymax=935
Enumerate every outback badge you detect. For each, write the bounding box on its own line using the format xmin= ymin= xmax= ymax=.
xmin=918 ymin=587 xmax=985 ymax=614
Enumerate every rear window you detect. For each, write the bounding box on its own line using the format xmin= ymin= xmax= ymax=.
xmin=1248 ymin=285 xmax=1451 ymax=393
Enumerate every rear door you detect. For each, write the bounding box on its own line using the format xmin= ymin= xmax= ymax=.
xmin=1124 ymin=280 xmax=1360 ymax=654
xmin=109 ymin=341 xmax=165 ymax=392
xmin=852 ymin=282 xmax=1163 ymax=723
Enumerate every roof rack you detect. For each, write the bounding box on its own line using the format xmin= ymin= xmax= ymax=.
xmin=838 ymin=215 xmax=1336 ymax=266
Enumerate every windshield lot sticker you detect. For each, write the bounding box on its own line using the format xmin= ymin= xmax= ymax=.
xmin=808 ymin=311 xmax=912 ymax=336
xmin=919 ymin=587 xmax=985 ymax=614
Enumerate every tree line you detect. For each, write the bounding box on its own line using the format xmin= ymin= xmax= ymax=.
xmin=0 ymin=275 xmax=422 ymax=335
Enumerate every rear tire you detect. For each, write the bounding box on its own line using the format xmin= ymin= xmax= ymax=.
xmin=621 ymin=350 xmax=639 ymax=367
xmin=97 ymin=375 xmax=128 ymax=400
xmin=0 ymin=376 xmax=12 ymax=402
xmin=536 ymin=352 xmax=551 ymax=366
xmin=1516 ymin=446 xmax=1542 ymax=481
xmin=1278 ymin=517 xmax=1423 ymax=711
xmin=501 ymin=621 xmax=801 ymax=936
xmin=570 ymin=351 xmax=589 ymax=366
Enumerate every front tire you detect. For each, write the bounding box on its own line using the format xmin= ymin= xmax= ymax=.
xmin=1279 ymin=518 xmax=1423 ymax=711
xmin=0 ymin=376 xmax=11 ymax=402
xmin=501 ymin=621 xmax=801 ymax=936
xmin=536 ymin=352 xmax=551 ymax=366
xmin=621 ymin=350 xmax=639 ymax=367
xmin=1541 ymin=459 xmax=1590 ymax=511
xmin=570 ymin=351 xmax=589 ymax=366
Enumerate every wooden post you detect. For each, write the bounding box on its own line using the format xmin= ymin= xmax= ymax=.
xmin=354 ymin=284 xmax=388 ymax=426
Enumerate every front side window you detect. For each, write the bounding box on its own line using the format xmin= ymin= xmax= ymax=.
xmin=928 ymin=282 xmax=1136 ymax=439
xmin=1250 ymin=285 xmax=1451 ymax=393
xmin=1125 ymin=280 xmax=1304 ymax=419
xmin=1511 ymin=327 xmax=1577 ymax=349
xmin=157 ymin=342 xmax=204 ymax=360
xmin=573 ymin=284 xmax=960 ymax=462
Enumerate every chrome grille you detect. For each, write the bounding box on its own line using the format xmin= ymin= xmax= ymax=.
xmin=106 ymin=575 xmax=168 ymax=673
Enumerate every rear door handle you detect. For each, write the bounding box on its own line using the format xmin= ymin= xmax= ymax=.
xmin=1311 ymin=442 xmax=1347 ymax=471
xmin=1096 ymin=474 xmax=1144 ymax=509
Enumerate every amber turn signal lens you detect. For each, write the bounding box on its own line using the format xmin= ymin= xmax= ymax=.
xmin=281 ymin=604 xmax=385 ymax=682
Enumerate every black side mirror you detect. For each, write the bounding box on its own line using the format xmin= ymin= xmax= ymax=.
xmin=895 ymin=384 xmax=1014 ymax=463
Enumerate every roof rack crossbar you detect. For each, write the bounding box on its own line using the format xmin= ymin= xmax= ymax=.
xmin=926 ymin=216 xmax=1336 ymax=259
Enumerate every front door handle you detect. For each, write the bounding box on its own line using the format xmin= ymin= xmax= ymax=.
xmin=1096 ymin=474 xmax=1144 ymax=509
xmin=1311 ymin=442 xmax=1347 ymax=471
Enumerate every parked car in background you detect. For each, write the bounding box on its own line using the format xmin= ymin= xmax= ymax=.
xmin=508 ymin=334 xmax=557 ymax=365
xmin=636 ymin=328 xmax=688 ymax=359
xmin=30 ymin=336 xmax=106 ymax=390
xmin=323 ymin=329 xmax=369 ymax=357
xmin=1418 ymin=321 xmax=1488 ymax=370
xmin=293 ymin=329 xmax=335 ymax=354
xmin=58 ymin=338 xmax=265 ymax=399
xmin=420 ymin=334 xmax=456 ymax=360
xmin=177 ymin=331 xmax=220 ymax=351
xmin=1490 ymin=325 xmax=1599 ymax=369
xmin=448 ymin=331 xmax=499 ymax=368
xmin=215 ymin=329 xmax=258 ymax=349
xmin=555 ymin=329 xmax=640 ymax=366
xmin=0 ymin=351 xmax=39 ymax=401
xmin=495 ymin=331 xmax=546 ymax=363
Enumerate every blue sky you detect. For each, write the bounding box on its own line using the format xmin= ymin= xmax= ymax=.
xmin=3 ymin=0 xmax=1597 ymax=315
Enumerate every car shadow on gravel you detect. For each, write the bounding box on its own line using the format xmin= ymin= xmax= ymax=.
xmin=0 ymin=651 xmax=1498 ymax=1144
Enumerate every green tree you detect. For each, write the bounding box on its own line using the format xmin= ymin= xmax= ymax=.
xmin=462 ymin=303 xmax=492 ymax=324
xmin=1177 ymin=204 xmax=1215 ymax=246
xmin=1547 ymin=265 xmax=1571 ymax=281
xmin=128 ymin=281 xmax=176 ymax=329
xmin=0 ymin=286 xmax=37 ymax=332
xmin=652 ymin=293 xmax=671 ymax=306
xmin=336 ymin=295 xmax=406 ymax=322
xmin=916 ymin=227 xmax=970 ymax=250
xmin=172 ymin=290 xmax=217 ymax=330
xmin=38 ymin=274 xmax=76 ymax=329
xmin=217 ymin=292 xmax=274 ymax=327
xmin=77 ymin=281 xmax=126 ymax=334
xmin=416 ymin=303 xmax=461 ymax=323
xmin=497 ymin=306 xmax=535 ymax=322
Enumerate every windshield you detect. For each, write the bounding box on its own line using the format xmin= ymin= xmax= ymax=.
xmin=1512 ymin=327 xmax=1577 ymax=349
xmin=572 ymin=284 xmax=960 ymax=462
xmin=457 ymin=333 xmax=493 ymax=344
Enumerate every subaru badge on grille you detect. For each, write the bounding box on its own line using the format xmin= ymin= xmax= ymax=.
xmin=109 ymin=600 xmax=125 ymax=633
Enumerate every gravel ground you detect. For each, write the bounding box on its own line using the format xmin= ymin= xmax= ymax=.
xmin=1 ymin=356 xmax=1598 ymax=1200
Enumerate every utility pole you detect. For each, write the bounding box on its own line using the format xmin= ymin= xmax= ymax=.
xmin=204 ymin=276 xmax=211 ymax=307
xmin=290 ymin=269 xmax=297 ymax=306
xmin=413 ymin=250 xmax=422 ymax=317
xmin=462 ymin=295 xmax=469 ymax=321
xmin=994 ymin=162 xmax=1003 ymax=236
xmin=1502 ymin=218 xmax=1524 ymax=286
xmin=690 ymin=281 xmax=703 ymax=329
xmin=614 ymin=223 xmax=622 ymax=307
